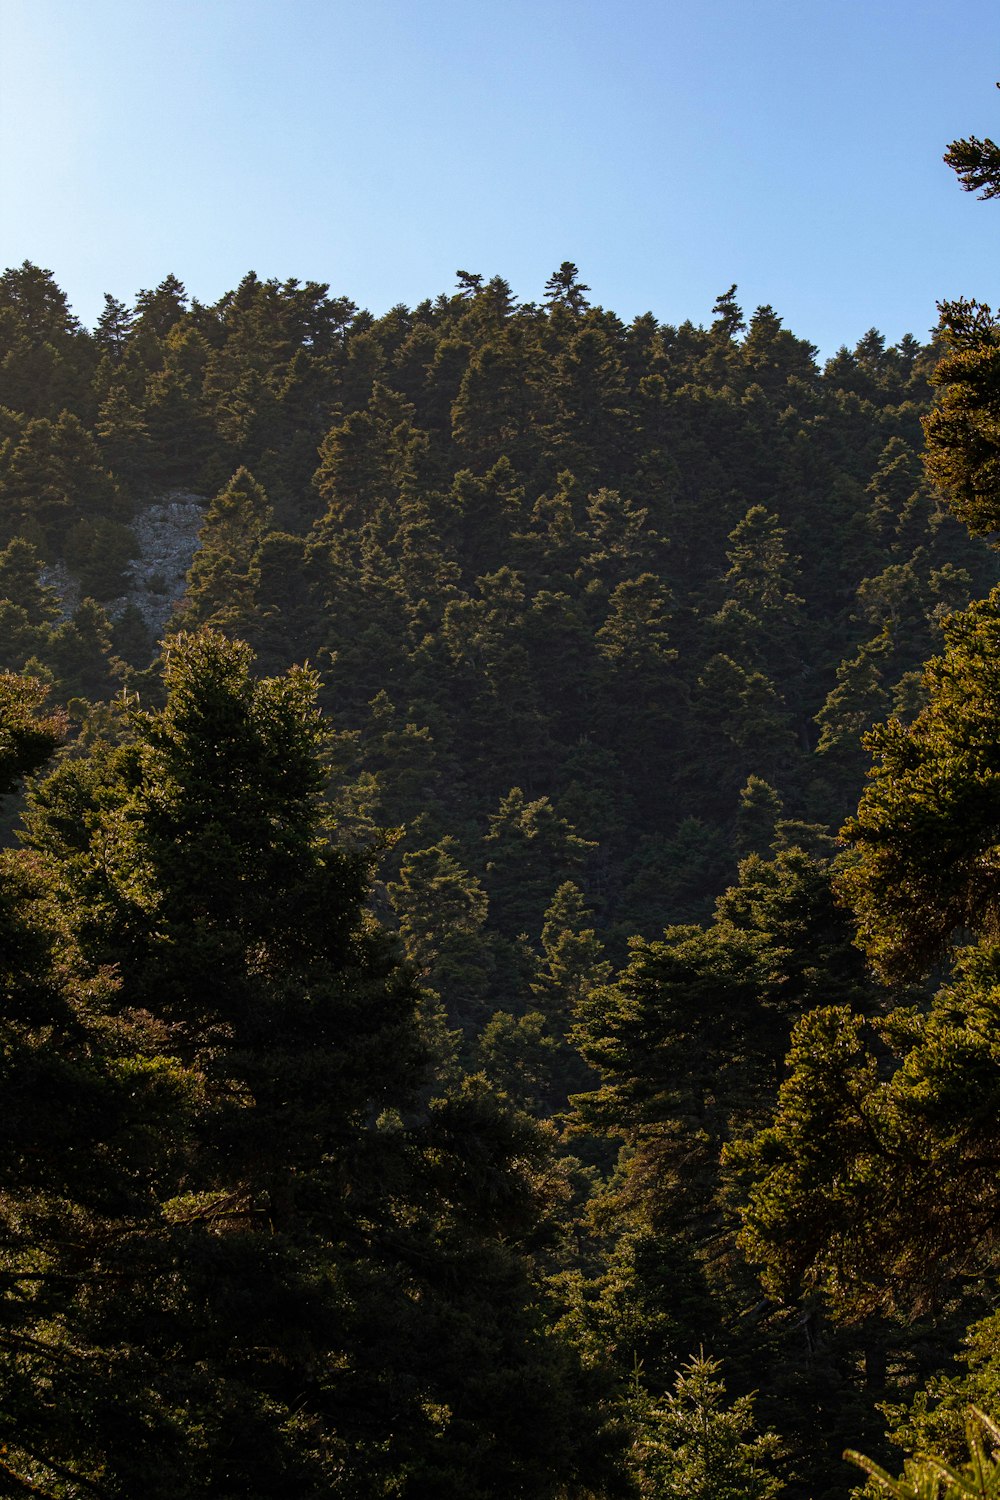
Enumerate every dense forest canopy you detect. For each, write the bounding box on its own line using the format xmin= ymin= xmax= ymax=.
xmin=3 ymin=113 xmax=1000 ymax=1499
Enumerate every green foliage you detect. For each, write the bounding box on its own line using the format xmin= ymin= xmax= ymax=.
xmin=476 ymin=1009 xmax=562 ymax=1110
xmin=595 ymin=571 xmax=675 ymax=669
xmin=1 ymin=245 xmax=999 ymax=1494
xmin=848 ymin=1409 xmax=1000 ymax=1500
xmin=388 ymin=838 xmax=493 ymax=1027
xmin=572 ymin=845 xmax=879 ymax=1432
xmin=175 ymin=464 xmax=272 ymax=632
xmin=485 ymin=787 xmax=595 ymax=941
xmin=944 ymin=132 xmax=1000 ymax=198
xmin=63 ymin=513 xmax=136 ymax=596
xmin=923 ymin=301 xmax=1000 ymax=535
xmin=0 ymin=536 xmax=59 ymax=625
xmin=735 ymin=776 xmax=784 ymax=858
xmin=627 ymin=1352 xmax=783 ymax=1500
xmin=0 ymin=671 xmax=64 ymax=795
xmin=4 ymin=630 xmax=621 ymax=1497
xmin=0 ymin=256 xmax=983 ymax=962
xmin=881 ymin=1318 xmax=1000 ymax=1471
xmin=839 ymin=589 xmax=1000 ymax=983
xmin=0 ymin=409 xmax=124 ymax=555
xmin=735 ymin=939 xmax=1000 ymax=1323
xmin=533 ymin=880 xmax=612 ymax=1018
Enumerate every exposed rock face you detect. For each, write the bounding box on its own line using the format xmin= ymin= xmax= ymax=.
xmin=111 ymin=492 xmax=205 ymax=635
xmin=40 ymin=494 xmax=206 ymax=652
xmin=39 ymin=559 xmax=81 ymax=619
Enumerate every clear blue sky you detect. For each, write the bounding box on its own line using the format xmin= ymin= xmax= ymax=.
xmin=1 ymin=0 xmax=997 ymax=357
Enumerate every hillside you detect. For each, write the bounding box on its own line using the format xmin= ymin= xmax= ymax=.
xmin=3 ymin=256 xmax=1000 ymax=1497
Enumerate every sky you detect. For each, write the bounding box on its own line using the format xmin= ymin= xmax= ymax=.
xmin=0 ymin=0 xmax=997 ymax=358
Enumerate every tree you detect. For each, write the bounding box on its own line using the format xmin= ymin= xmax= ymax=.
xmin=711 ymin=285 xmax=746 ymax=342
xmin=0 ymin=676 xmax=202 ymax=1499
xmin=568 ymin=841 xmax=889 ymax=1488
xmin=735 ymin=915 xmax=1000 ymax=1329
xmin=720 ymin=506 xmax=802 ymax=617
xmin=744 ymin=304 xmax=818 ymax=386
xmin=143 ymin=321 xmax=214 ymax=485
xmin=0 ymin=262 xmax=93 ymax=418
xmin=94 ymin=293 xmax=134 ymax=359
xmin=922 ymin=299 xmax=1000 ymax=535
xmin=40 ymin=597 xmax=116 ymax=699
xmin=837 ymin=588 xmax=1000 ymax=984
xmin=920 ymin=110 xmax=1000 ymax=536
xmin=627 ymin=1352 xmax=782 ymax=1500
xmin=19 ymin=631 xmax=617 ymax=1497
xmin=848 ymin=1408 xmax=1000 ymax=1500
xmin=0 ymin=537 xmax=60 ymax=627
xmin=734 ymin=91 xmax=1000 ymax=1406
xmin=544 ymin=262 xmax=591 ymax=314
xmin=687 ymin=654 xmax=795 ymax=813
xmin=175 ymin=465 xmax=273 ymax=633
xmin=484 ymin=787 xmax=595 ymax=941
xmin=95 ymin=382 xmax=153 ymax=492
xmin=815 ymin=627 xmax=893 ymax=770
xmin=0 ymin=410 xmax=124 ymax=555
xmin=388 ymin=838 xmax=494 ymax=1030
xmin=64 ymin=514 xmax=137 ymax=598
xmin=132 ymin=272 xmax=188 ymax=339
xmin=711 ymin=506 xmax=805 ymax=692
xmin=596 ymin=573 xmax=675 ymax=671
xmin=0 ymin=671 xmax=63 ymax=792
xmin=944 ymin=129 xmax=1000 ymax=198
xmin=0 ymin=261 xmax=82 ymax=344
xmin=734 ymin=776 xmax=784 ymax=859
xmin=451 ymin=338 xmax=534 ymax=466
xmin=532 ymin=881 xmax=611 ymax=1022
xmin=19 ymin=633 xmax=427 ymax=1490
xmin=314 ymin=383 xmax=418 ymax=524
xmin=474 ymin=881 xmax=612 ymax=1117
xmin=734 ymin=102 xmax=1000 ymax=1343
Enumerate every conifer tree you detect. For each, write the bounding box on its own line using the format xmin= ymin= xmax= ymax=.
xmin=544 ymin=262 xmax=591 ymax=314
xmin=627 ymin=1353 xmax=782 ymax=1500
xmin=19 ymin=631 xmax=617 ymax=1497
xmin=176 ymin=465 xmax=272 ymax=633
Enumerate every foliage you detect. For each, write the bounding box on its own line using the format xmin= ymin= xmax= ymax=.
xmin=838 ymin=588 xmax=1000 ymax=984
xmin=848 ymin=1408 xmax=1000 ymax=1500
xmin=3 ymin=631 xmax=620 ymax=1497
xmin=627 ymin=1351 xmax=783 ymax=1500
xmin=0 ymin=230 xmax=999 ymax=1495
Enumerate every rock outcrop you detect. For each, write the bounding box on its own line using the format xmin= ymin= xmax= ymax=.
xmin=115 ymin=492 xmax=205 ymax=635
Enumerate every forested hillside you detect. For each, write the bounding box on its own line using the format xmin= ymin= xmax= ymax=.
xmin=2 ymin=259 xmax=993 ymax=946
xmin=3 ymin=119 xmax=1000 ymax=1498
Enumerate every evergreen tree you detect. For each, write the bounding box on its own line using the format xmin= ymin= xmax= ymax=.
xmin=388 ymin=838 xmax=494 ymax=1030
xmin=0 ymin=410 xmax=124 ymax=555
xmin=838 ymin=588 xmax=1000 ymax=983
xmin=176 ymin=465 xmax=273 ymax=633
xmin=544 ymin=262 xmax=591 ymax=314
xmin=627 ymin=1352 xmax=782 ymax=1500
xmin=133 ymin=273 xmax=188 ymax=339
xmin=94 ymin=293 xmax=134 ymax=360
xmin=95 ymin=382 xmax=153 ymax=492
xmin=18 ymin=631 xmax=617 ymax=1497
xmin=484 ymin=787 xmax=595 ymax=942
xmin=143 ymin=321 xmax=214 ymax=485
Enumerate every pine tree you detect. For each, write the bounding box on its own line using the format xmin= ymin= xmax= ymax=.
xmin=19 ymin=631 xmax=617 ymax=1497
xmin=627 ymin=1352 xmax=782 ymax=1500
xmin=544 ymin=262 xmax=591 ymax=314
xmin=176 ymin=465 xmax=273 ymax=633
xmin=484 ymin=787 xmax=595 ymax=941
xmin=388 ymin=838 xmax=494 ymax=1029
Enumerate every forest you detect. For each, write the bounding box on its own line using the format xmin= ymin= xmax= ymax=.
xmin=2 ymin=122 xmax=1000 ymax=1499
